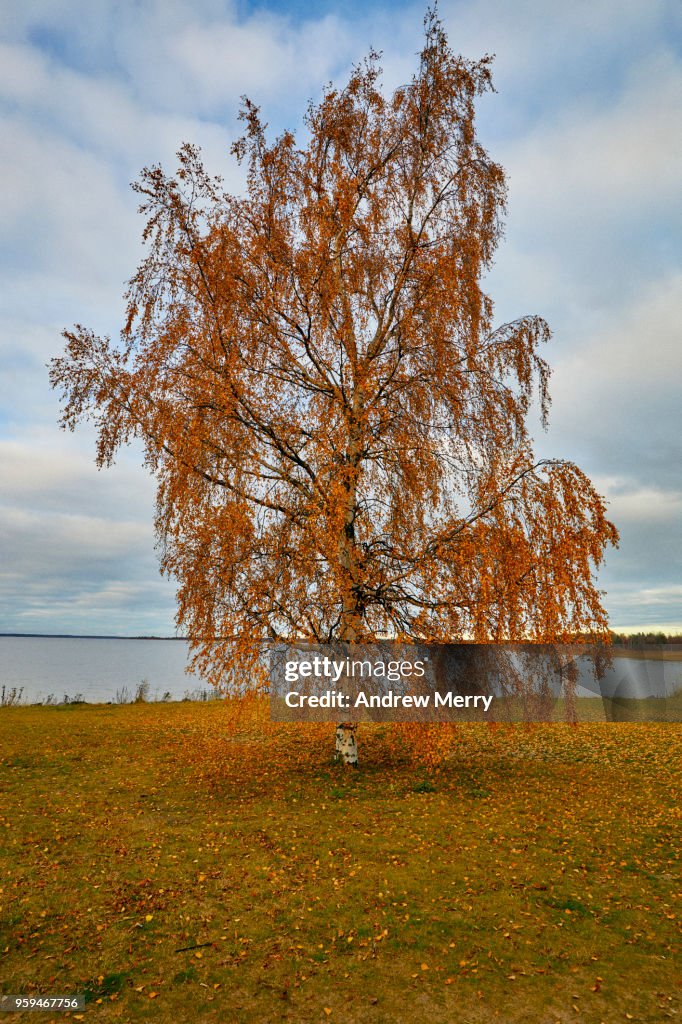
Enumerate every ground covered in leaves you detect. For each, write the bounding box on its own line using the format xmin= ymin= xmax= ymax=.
xmin=0 ymin=702 xmax=679 ymax=1023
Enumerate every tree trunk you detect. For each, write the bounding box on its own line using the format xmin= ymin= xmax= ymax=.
xmin=335 ymin=722 xmax=358 ymax=767
xmin=335 ymin=381 xmax=364 ymax=767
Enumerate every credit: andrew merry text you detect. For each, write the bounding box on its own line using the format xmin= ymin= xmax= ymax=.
xmin=283 ymin=689 xmax=493 ymax=711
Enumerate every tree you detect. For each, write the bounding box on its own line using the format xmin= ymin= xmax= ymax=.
xmin=50 ymin=11 xmax=618 ymax=765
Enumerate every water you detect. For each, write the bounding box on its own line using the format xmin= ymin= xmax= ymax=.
xmin=575 ymin=652 xmax=681 ymax=700
xmin=1 ymin=636 xmax=680 ymax=706
xmin=0 ymin=636 xmax=208 ymax=704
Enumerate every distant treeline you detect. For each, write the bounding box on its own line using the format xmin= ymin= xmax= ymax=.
xmin=610 ymin=632 xmax=682 ymax=646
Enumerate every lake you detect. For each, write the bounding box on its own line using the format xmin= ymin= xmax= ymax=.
xmin=0 ymin=636 xmax=207 ymax=704
xmin=0 ymin=636 xmax=680 ymax=707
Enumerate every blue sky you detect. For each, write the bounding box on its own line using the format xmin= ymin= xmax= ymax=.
xmin=0 ymin=0 xmax=681 ymax=635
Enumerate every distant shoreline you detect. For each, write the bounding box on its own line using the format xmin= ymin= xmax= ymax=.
xmin=1 ymin=635 xmax=681 ymax=661
xmin=0 ymin=633 xmax=184 ymax=640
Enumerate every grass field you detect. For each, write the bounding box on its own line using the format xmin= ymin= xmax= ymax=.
xmin=0 ymin=702 xmax=679 ymax=1023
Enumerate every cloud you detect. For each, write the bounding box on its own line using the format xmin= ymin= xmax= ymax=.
xmin=1 ymin=0 xmax=680 ymax=633
xmin=0 ymin=437 xmax=154 ymax=515
xmin=484 ymin=52 xmax=682 ymax=329
xmin=601 ymin=582 xmax=682 ymax=631
xmin=168 ymin=12 xmax=353 ymax=110
xmin=0 ymin=489 xmax=178 ymax=635
xmin=1 ymin=1 xmax=361 ymax=122
xmin=536 ymin=271 xmax=682 ymax=488
xmin=440 ymin=0 xmax=675 ymax=92
xmin=515 ymin=51 xmax=681 ymax=216
xmin=0 ymin=435 xmax=178 ymax=633
xmin=0 ymin=505 xmax=177 ymax=634
xmin=603 ymin=483 xmax=682 ymax=524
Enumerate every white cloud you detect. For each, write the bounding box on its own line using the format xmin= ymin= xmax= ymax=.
xmin=0 ymin=493 xmax=177 ymax=634
xmin=599 ymin=562 xmax=682 ymax=629
xmin=168 ymin=12 xmax=353 ymax=108
xmin=0 ymin=505 xmax=151 ymax=567
xmin=539 ymin=271 xmax=682 ymax=479
xmin=0 ymin=113 xmax=138 ymax=297
xmin=504 ymin=51 xmax=682 ymax=220
xmin=1 ymin=0 xmax=681 ymax=633
xmin=547 ymin=270 xmax=682 ymax=401
xmin=603 ymin=484 xmax=682 ymax=524
xmin=0 ymin=437 xmax=154 ymax=513
xmin=440 ymin=0 xmax=674 ymax=88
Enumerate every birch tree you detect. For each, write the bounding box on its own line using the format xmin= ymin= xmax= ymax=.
xmin=50 ymin=11 xmax=618 ymax=765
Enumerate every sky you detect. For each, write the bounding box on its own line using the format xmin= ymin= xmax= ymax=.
xmin=0 ymin=0 xmax=680 ymax=636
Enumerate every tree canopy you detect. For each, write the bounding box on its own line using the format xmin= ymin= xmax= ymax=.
xmin=50 ymin=11 xmax=618 ymax=688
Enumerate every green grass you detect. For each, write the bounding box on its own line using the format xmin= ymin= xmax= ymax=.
xmin=0 ymin=702 xmax=679 ymax=1023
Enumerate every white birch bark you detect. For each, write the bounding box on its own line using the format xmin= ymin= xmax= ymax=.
xmin=335 ymin=723 xmax=358 ymax=766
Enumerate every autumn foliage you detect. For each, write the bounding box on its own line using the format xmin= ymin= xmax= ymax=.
xmin=51 ymin=12 xmax=617 ymax=688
